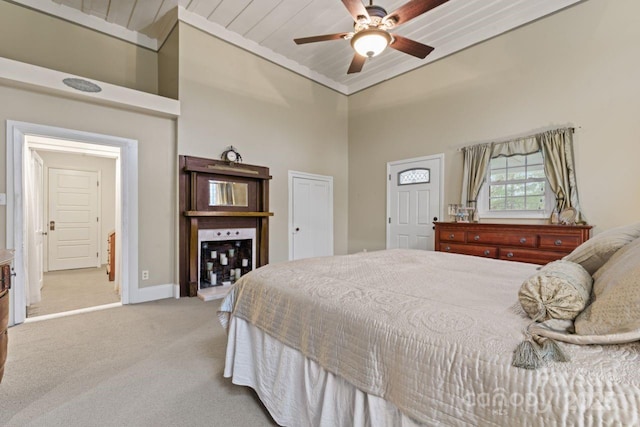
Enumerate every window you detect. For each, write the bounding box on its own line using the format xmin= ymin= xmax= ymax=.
xmin=477 ymin=151 xmax=554 ymax=219
xmin=398 ymin=168 xmax=430 ymax=185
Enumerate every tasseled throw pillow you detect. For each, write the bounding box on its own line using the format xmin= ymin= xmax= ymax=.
xmin=518 ymin=260 xmax=593 ymax=321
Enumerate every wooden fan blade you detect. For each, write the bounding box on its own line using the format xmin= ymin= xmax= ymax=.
xmin=384 ymin=0 xmax=449 ymax=27
xmin=342 ymin=0 xmax=370 ymax=23
xmin=294 ymin=33 xmax=350 ymax=44
xmin=347 ymin=54 xmax=366 ymax=74
xmin=390 ymin=34 xmax=434 ymax=59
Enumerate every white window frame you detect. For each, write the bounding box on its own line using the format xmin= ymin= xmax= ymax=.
xmin=477 ymin=152 xmax=554 ymax=220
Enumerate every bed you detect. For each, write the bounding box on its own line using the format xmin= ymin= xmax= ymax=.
xmin=218 ymin=248 xmax=640 ymax=426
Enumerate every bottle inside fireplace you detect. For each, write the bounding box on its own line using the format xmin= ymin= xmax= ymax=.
xmin=200 ymin=239 xmax=253 ymax=289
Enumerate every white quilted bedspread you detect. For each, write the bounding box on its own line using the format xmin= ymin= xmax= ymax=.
xmin=219 ymin=249 xmax=640 ymax=426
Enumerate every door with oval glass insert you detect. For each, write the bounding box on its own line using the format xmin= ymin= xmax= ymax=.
xmin=387 ymin=155 xmax=442 ymax=250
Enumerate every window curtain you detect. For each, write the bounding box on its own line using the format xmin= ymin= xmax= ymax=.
xmin=490 ymin=136 xmax=539 ymax=157
xmin=538 ymin=128 xmax=583 ymax=222
xmin=460 ymin=127 xmax=583 ymax=221
xmin=461 ymin=143 xmax=492 ymax=207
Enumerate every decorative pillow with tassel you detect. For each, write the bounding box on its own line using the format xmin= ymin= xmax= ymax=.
xmin=518 ymin=260 xmax=593 ymax=321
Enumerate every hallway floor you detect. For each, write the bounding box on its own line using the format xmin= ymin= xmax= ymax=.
xmin=27 ymin=266 xmax=120 ymax=318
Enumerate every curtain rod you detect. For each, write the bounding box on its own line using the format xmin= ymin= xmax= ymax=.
xmin=456 ymin=126 xmax=577 ymax=152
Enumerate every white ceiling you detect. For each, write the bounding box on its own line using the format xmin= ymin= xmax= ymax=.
xmin=15 ymin=0 xmax=584 ymax=94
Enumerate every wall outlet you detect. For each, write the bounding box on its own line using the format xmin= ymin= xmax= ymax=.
xmin=142 ymin=270 xmax=149 ymax=280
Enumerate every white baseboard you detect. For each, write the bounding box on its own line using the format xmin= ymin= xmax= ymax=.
xmin=24 ymin=302 xmax=122 ymax=323
xmin=130 ymin=283 xmax=176 ymax=304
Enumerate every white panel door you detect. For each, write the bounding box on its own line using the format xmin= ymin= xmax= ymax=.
xmin=290 ymin=173 xmax=333 ymax=260
xmin=48 ymin=168 xmax=100 ymax=270
xmin=387 ymin=156 xmax=442 ymax=251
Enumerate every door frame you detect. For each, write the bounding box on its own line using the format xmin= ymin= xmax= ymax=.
xmin=386 ymin=154 xmax=445 ymax=249
xmin=6 ymin=120 xmax=138 ymax=326
xmin=288 ymin=171 xmax=334 ymax=261
xmin=28 ymin=149 xmax=45 ymax=304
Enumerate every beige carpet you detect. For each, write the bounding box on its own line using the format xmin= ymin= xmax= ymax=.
xmin=27 ymin=266 xmax=121 ymax=318
xmin=1 ymin=297 xmax=278 ymax=426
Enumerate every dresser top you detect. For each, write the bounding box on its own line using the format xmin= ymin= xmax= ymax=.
xmin=0 ymin=249 xmax=14 ymax=265
xmin=434 ymin=222 xmax=592 ymax=231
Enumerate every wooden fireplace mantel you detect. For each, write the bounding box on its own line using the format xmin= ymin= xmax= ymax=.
xmin=179 ymin=155 xmax=272 ymax=297
xmin=184 ymin=211 xmax=274 ymax=217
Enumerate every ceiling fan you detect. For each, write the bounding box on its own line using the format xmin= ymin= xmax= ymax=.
xmin=294 ymin=0 xmax=449 ymax=74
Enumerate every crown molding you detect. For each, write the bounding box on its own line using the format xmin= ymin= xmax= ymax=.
xmin=176 ymin=7 xmax=348 ymax=95
xmin=10 ymin=0 xmax=158 ymax=50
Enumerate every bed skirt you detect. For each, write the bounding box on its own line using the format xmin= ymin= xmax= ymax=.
xmin=224 ymin=316 xmax=424 ymax=427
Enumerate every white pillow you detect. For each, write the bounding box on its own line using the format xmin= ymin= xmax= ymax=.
xmin=574 ymin=237 xmax=640 ymax=335
xmin=563 ymin=222 xmax=640 ymax=275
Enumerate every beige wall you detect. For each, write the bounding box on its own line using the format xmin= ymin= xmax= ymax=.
xmin=348 ymin=0 xmax=640 ymax=252
xmin=0 ymin=1 xmax=158 ymax=94
xmin=36 ymin=150 xmax=116 ymax=265
xmin=177 ymin=24 xmax=349 ymax=262
xmin=158 ymin=25 xmax=179 ymax=100
xmin=0 ymin=86 xmax=177 ymax=289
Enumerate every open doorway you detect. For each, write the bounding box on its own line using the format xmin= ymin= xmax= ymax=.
xmin=25 ymin=143 xmax=120 ymax=318
xmin=6 ymin=120 xmax=139 ymax=326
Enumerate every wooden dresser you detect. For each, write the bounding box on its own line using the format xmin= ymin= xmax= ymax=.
xmin=0 ymin=249 xmax=14 ymax=383
xmin=107 ymin=231 xmax=115 ymax=281
xmin=434 ymin=222 xmax=591 ymax=265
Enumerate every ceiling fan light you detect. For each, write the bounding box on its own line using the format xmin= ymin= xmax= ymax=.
xmin=351 ymin=29 xmax=391 ymax=58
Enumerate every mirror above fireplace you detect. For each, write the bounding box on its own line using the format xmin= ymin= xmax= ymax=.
xmin=209 ymin=180 xmax=248 ymax=207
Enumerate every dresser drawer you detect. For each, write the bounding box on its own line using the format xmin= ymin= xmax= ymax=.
xmin=438 ymin=229 xmax=466 ymax=243
xmin=538 ymin=234 xmax=581 ymax=251
xmin=441 ymin=243 xmax=498 ymax=258
xmin=466 ymin=231 xmax=537 ymax=248
xmin=0 ymin=291 xmax=8 ymax=333
xmin=0 ymin=329 xmax=7 ymax=383
xmin=0 ymin=264 xmax=11 ymax=292
xmin=499 ymin=248 xmax=567 ymax=264
xmin=0 ymin=291 xmax=7 ymax=384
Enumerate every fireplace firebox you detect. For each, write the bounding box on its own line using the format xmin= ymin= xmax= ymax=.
xmin=197 ymin=228 xmax=256 ymax=301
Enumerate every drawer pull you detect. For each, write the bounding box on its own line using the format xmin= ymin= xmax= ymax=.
xmin=506 ymin=252 xmax=514 ymax=258
xmin=519 ymin=237 xmax=527 ymax=244
xmin=449 ymin=233 xmax=455 ymax=239
xmin=474 ymin=235 xmax=480 ymax=241
xmin=483 ymin=250 xmax=491 ymax=256
xmin=554 ymin=239 xmax=563 ymax=246
xmin=445 ymin=246 xmax=451 ymax=252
